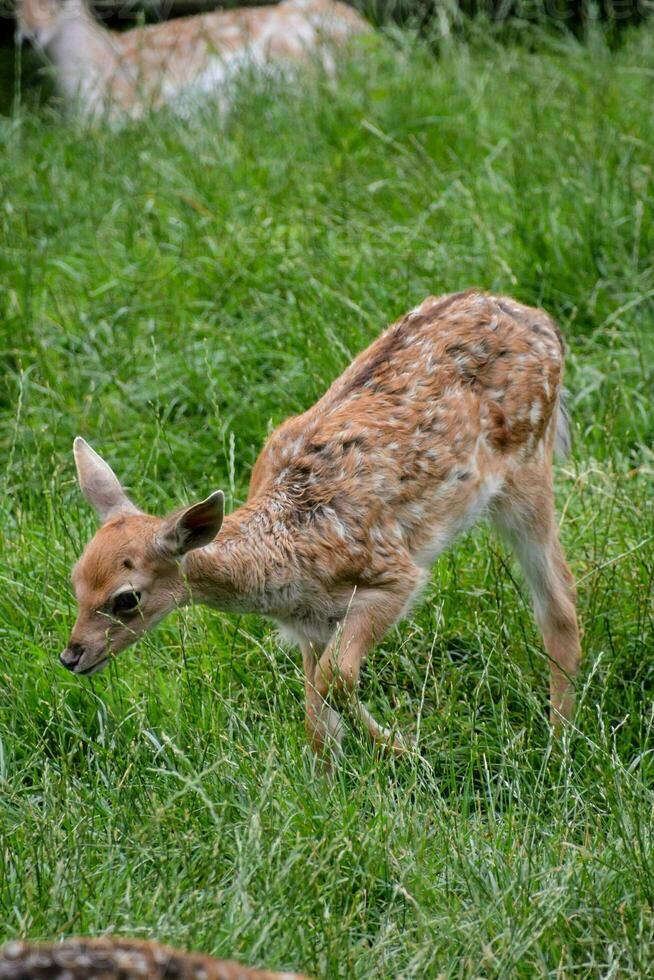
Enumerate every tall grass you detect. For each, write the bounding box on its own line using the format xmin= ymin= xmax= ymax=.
xmin=1 ymin=22 xmax=653 ymax=978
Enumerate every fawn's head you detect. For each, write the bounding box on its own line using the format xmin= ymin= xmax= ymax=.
xmin=62 ymin=438 xmax=224 ymax=676
xmin=16 ymin=0 xmax=85 ymax=50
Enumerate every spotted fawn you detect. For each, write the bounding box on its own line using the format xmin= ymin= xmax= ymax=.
xmin=16 ymin=0 xmax=370 ymax=122
xmin=0 ymin=938 xmax=309 ymax=980
xmin=62 ymin=291 xmax=581 ymax=765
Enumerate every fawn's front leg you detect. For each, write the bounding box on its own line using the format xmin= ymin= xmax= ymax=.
xmin=301 ymin=640 xmax=344 ymax=760
xmin=308 ymin=583 xmax=417 ymax=766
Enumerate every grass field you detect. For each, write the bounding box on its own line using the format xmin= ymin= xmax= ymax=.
xmin=1 ymin=20 xmax=654 ymax=978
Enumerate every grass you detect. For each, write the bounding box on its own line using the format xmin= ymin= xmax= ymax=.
xmin=1 ymin=19 xmax=654 ymax=978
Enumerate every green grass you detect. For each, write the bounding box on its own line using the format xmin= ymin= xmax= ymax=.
xmin=1 ymin=21 xmax=654 ymax=979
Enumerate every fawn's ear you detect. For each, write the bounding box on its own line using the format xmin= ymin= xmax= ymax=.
xmin=157 ymin=491 xmax=224 ymax=558
xmin=73 ymin=437 xmax=140 ymax=522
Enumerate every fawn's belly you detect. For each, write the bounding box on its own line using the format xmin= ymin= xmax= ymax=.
xmin=408 ymin=469 xmax=506 ymax=569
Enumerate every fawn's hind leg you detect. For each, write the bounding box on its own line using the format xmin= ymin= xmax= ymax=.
xmin=490 ymin=462 xmax=581 ymax=724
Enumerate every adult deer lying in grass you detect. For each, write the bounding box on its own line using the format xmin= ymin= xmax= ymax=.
xmin=0 ymin=938 xmax=309 ymax=979
xmin=16 ymin=0 xmax=369 ymax=122
xmin=63 ymin=291 xmax=581 ymax=764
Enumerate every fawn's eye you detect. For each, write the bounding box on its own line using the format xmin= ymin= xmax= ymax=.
xmin=112 ymin=590 xmax=141 ymax=615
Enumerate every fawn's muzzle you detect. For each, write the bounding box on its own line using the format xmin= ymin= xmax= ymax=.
xmin=60 ymin=642 xmax=85 ymax=671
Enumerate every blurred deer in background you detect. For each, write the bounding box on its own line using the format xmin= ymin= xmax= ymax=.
xmin=15 ymin=0 xmax=370 ymax=122
xmin=62 ymin=291 xmax=581 ymax=767
xmin=0 ymin=938 xmax=309 ymax=979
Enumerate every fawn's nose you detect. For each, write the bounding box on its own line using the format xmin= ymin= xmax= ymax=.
xmin=16 ymin=28 xmax=32 ymax=48
xmin=60 ymin=642 xmax=85 ymax=671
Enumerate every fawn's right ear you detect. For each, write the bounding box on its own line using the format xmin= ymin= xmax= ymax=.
xmin=156 ymin=491 xmax=225 ymax=559
xmin=73 ymin=437 xmax=140 ymax=522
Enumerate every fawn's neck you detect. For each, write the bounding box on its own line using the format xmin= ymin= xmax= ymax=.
xmin=184 ymin=504 xmax=295 ymax=616
xmin=45 ymin=2 xmax=109 ymax=98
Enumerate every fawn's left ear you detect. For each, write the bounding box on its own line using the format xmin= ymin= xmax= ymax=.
xmin=157 ymin=490 xmax=225 ymax=558
xmin=73 ymin=437 xmax=141 ymax=522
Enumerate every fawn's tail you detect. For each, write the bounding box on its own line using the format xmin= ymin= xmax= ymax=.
xmin=554 ymin=389 xmax=571 ymax=460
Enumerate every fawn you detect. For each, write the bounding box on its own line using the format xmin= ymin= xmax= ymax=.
xmin=63 ymin=291 xmax=581 ymax=763
xmin=16 ymin=0 xmax=370 ymax=122
xmin=0 ymin=938 xmax=309 ymax=980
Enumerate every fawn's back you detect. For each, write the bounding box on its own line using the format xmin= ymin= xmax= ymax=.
xmin=248 ymin=290 xmax=565 ymax=591
xmin=0 ymin=938 xmax=308 ymax=980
